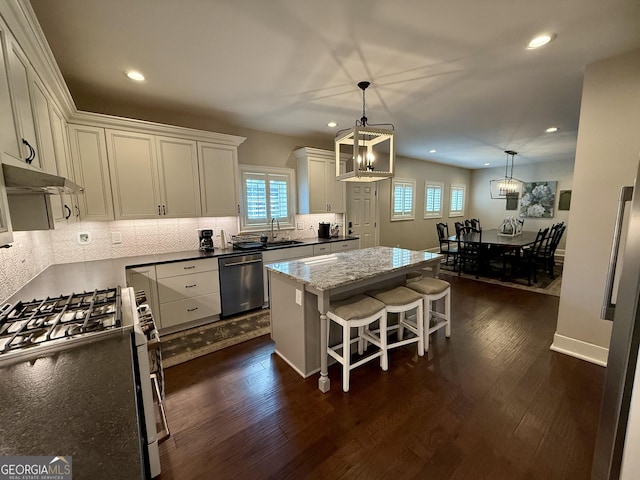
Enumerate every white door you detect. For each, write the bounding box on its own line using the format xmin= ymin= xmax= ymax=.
xmin=347 ymin=183 xmax=378 ymax=248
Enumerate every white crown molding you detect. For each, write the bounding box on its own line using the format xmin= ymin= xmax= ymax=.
xmin=70 ymin=110 xmax=246 ymax=146
xmin=2 ymin=1 xmax=76 ymax=118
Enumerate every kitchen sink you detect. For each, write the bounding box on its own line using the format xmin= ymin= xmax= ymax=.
xmin=264 ymin=240 xmax=304 ymax=248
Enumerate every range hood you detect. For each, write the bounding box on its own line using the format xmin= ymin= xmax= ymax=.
xmin=2 ymin=163 xmax=84 ymax=194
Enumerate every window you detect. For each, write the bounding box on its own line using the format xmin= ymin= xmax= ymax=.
xmin=424 ymin=181 xmax=443 ymax=218
xmin=239 ymin=165 xmax=295 ymax=232
xmin=449 ymin=184 xmax=466 ymax=217
xmin=391 ymin=178 xmax=415 ymax=221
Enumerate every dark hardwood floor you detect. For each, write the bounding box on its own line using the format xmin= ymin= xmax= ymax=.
xmin=158 ymin=276 xmax=605 ymax=480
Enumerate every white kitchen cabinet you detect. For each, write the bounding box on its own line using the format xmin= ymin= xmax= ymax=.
xmin=4 ymin=34 xmax=39 ymax=168
xmin=0 ymin=17 xmax=19 ymax=166
xmin=126 ymin=265 xmax=162 ymax=327
xmin=198 ymin=141 xmax=239 ymax=217
xmin=106 ymin=129 xmax=200 ymax=220
xmin=68 ymin=124 xmax=114 ymax=221
xmin=0 ymin=165 xmax=13 ymax=247
xmin=262 ymin=245 xmax=314 ymax=304
xmin=49 ymin=103 xmax=79 ymax=222
xmin=155 ymin=258 xmax=221 ymax=331
xmin=295 ymin=147 xmax=346 ymax=214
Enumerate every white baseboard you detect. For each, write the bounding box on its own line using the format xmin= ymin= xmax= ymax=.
xmin=550 ymin=333 xmax=608 ymax=367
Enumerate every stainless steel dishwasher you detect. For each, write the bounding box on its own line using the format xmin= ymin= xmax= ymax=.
xmin=218 ymin=252 xmax=264 ymax=317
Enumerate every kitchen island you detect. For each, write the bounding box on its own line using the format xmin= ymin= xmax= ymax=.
xmin=265 ymin=246 xmax=442 ymax=392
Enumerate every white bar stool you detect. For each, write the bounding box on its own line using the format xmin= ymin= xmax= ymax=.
xmin=405 ymin=277 xmax=451 ymax=351
xmin=366 ymin=286 xmax=425 ymax=358
xmin=327 ymin=295 xmax=388 ymax=392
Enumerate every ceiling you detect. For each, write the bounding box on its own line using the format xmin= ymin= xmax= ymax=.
xmin=29 ymin=0 xmax=640 ymax=169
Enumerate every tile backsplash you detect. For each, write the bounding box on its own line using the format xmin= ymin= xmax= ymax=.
xmin=0 ymin=213 xmax=343 ymax=303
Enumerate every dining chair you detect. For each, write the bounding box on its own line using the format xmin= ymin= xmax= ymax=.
xmin=454 ymin=221 xmax=465 ymax=238
xmin=436 ymin=223 xmax=458 ymax=267
xmin=465 ymin=218 xmax=481 ymax=230
xmin=457 ymin=226 xmax=482 ymax=278
xmin=521 ymin=227 xmax=550 ymax=286
xmin=537 ymin=224 xmax=566 ymax=277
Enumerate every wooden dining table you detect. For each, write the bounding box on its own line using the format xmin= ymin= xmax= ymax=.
xmin=448 ymin=228 xmax=539 ymax=278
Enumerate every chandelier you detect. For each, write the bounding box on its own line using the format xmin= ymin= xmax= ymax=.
xmin=335 ymin=81 xmax=395 ymax=182
xmin=489 ymin=150 xmax=523 ymax=199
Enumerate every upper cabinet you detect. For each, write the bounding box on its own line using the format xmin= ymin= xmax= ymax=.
xmin=198 ymin=142 xmax=239 ymax=217
xmin=68 ymin=124 xmax=114 ymax=221
xmin=105 ymin=129 xmax=200 ymax=220
xmin=49 ymin=103 xmax=79 ymax=223
xmin=0 ymin=165 xmax=13 ymax=247
xmin=295 ymin=147 xmax=346 ymax=214
xmin=4 ymin=34 xmax=39 ymax=168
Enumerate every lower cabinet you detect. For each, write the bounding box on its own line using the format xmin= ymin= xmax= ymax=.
xmin=262 ymin=245 xmax=314 ymax=304
xmin=126 ymin=258 xmax=221 ymax=333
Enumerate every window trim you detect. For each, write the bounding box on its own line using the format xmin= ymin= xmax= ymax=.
xmin=449 ymin=183 xmax=466 ymax=217
xmin=391 ymin=178 xmax=416 ymax=221
xmin=238 ymin=164 xmax=296 ymax=233
xmin=424 ymin=181 xmax=444 ymax=219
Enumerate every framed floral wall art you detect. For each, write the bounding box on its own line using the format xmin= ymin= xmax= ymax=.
xmin=520 ymin=181 xmax=557 ymax=218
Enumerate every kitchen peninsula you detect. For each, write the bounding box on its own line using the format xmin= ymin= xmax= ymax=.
xmin=265 ymin=246 xmax=442 ymax=392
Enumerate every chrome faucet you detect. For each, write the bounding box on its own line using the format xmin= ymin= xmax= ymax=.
xmin=271 ymin=217 xmax=280 ymax=239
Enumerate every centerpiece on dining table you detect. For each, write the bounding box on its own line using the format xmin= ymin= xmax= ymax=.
xmin=498 ymin=216 xmax=524 ymax=236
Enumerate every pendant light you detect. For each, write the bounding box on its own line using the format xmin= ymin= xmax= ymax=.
xmin=335 ymin=81 xmax=395 ymax=182
xmin=489 ymin=150 xmax=523 ymax=199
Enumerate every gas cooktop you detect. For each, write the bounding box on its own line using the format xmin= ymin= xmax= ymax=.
xmin=0 ymin=287 xmax=131 ymax=364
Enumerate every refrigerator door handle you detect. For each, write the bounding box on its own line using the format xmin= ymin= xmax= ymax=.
xmin=602 ymin=186 xmax=634 ymax=320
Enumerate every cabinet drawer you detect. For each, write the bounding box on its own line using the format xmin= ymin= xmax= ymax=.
xmin=157 ymin=270 xmax=219 ymax=304
xmin=313 ymin=244 xmax=331 ymax=256
xmin=331 ymin=241 xmax=358 ymax=253
xmin=159 ymin=293 xmax=221 ymax=328
xmin=156 ymin=258 xmax=218 ymax=278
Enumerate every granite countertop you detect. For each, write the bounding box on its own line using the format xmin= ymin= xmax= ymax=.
xmin=0 ymin=335 xmax=144 ymax=479
xmin=264 ymin=246 xmax=442 ymax=291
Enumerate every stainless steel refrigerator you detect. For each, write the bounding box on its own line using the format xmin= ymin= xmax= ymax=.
xmin=593 ymin=162 xmax=640 ymax=479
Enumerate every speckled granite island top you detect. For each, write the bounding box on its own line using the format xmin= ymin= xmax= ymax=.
xmin=265 ymin=246 xmax=442 ymax=291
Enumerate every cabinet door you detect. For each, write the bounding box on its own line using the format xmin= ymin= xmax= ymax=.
xmin=156 ymin=136 xmax=200 ymax=218
xmin=198 ymin=142 xmax=239 ymax=217
xmin=68 ymin=124 xmax=114 ymax=221
xmin=106 ymin=129 xmax=160 ymax=220
xmin=5 ymin=36 xmax=39 ymax=168
xmin=328 ymin=159 xmax=346 ymax=213
xmin=0 ymin=19 xmax=20 ymax=163
xmin=30 ymin=76 xmax=65 ymax=222
xmin=49 ymin=104 xmax=78 ymax=222
xmin=0 ymin=165 xmax=13 ymax=247
xmin=126 ymin=265 xmax=162 ymax=328
xmin=308 ymin=156 xmax=329 ymax=213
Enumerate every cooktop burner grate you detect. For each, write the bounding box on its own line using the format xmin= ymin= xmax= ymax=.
xmin=0 ymin=287 xmax=122 ymax=354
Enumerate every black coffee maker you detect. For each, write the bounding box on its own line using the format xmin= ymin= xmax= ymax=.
xmin=198 ymin=229 xmax=214 ymax=251
xmin=318 ymin=222 xmax=331 ymax=239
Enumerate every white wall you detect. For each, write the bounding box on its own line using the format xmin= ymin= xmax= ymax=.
xmin=469 ymin=159 xmax=574 ymax=250
xmin=553 ymin=48 xmax=640 ymax=365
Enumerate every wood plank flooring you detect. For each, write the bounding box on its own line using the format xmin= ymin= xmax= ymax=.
xmin=157 ymin=276 xmax=605 ymax=480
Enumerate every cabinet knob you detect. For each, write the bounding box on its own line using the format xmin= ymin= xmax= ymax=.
xmin=185 ymin=284 xmax=197 ymax=288
xmin=63 ymin=204 xmax=72 ymax=219
xmin=187 ymin=307 xmax=199 ymax=312
xmin=162 ymin=205 xmax=166 ymax=215
xmin=158 ymin=205 xmax=161 ymax=215
xmin=22 ymin=139 xmax=36 ymax=164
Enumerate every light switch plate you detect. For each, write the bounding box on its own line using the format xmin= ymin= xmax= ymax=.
xmin=297 ymin=222 xmax=303 ymax=230
xmin=112 ymin=232 xmax=122 ymax=244
xmin=77 ymin=232 xmax=92 ymax=245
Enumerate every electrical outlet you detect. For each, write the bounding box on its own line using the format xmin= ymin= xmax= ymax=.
xmin=77 ymin=232 xmax=92 ymax=245
xmin=112 ymin=232 xmax=122 ymax=244
xmin=296 ymin=222 xmax=303 ymax=230
xmin=295 ymin=289 xmax=302 ymax=306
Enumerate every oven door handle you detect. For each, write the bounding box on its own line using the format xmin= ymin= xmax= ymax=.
xmin=151 ymin=373 xmax=170 ymax=443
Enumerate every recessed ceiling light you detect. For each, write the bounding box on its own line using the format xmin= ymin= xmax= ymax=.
xmin=126 ymin=71 xmax=145 ymax=81
xmin=484 ymin=162 xmax=491 ymax=166
xmin=527 ymin=33 xmax=556 ymax=49
xmin=327 ymin=121 xmax=338 ymax=128
xmin=545 ymin=126 xmax=559 ymax=133
xmin=429 ymin=149 xmax=437 ymax=153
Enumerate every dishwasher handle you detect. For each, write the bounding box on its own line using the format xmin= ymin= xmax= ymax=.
xmin=222 ymin=259 xmax=263 ymax=267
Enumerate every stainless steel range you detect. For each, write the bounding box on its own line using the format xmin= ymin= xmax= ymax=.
xmin=0 ymin=286 xmax=165 ymax=478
